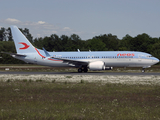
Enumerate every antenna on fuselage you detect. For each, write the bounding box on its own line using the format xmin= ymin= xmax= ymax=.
xmin=77 ymin=49 xmax=80 ymax=52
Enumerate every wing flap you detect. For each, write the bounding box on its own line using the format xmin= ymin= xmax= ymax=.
xmin=51 ymin=57 xmax=89 ymax=66
xmin=41 ymin=47 xmax=89 ymax=66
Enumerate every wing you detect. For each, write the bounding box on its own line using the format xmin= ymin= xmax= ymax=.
xmin=51 ymin=57 xmax=89 ymax=67
xmin=42 ymin=47 xmax=89 ymax=67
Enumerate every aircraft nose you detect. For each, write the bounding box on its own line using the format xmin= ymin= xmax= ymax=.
xmin=154 ymin=58 xmax=159 ymax=64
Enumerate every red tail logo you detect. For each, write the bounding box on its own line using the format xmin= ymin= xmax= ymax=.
xmin=19 ymin=42 xmax=30 ymax=49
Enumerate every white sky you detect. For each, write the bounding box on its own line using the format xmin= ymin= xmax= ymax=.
xmin=0 ymin=0 xmax=160 ymax=40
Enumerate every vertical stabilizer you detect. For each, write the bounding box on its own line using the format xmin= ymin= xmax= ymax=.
xmin=10 ymin=26 xmax=36 ymax=54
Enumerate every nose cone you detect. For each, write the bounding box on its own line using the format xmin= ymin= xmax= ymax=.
xmin=154 ymin=57 xmax=159 ymax=64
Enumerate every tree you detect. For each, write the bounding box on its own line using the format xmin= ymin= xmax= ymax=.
xmin=0 ymin=27 xmax=6 ymax=41
xmin=150 ymin=41 xmax=160 ymax=60
xmin=86 ymin=38 xmax=106 ymax=51
xmin=60 ymin=35 xmax=69 ymax=51
xmin=50 ymin=34 xmax=62 ymax=51
xmin=33 ymin=37 xmax=44 ymax=49
xmin=129 ymin=33 xmax=152 ymax=52
xmin=70 ymin=34 xmax=83 ymax=51
xmin=6 ymin=27 xmax=12 ymax=41
xmin=0 ymin=41 xmax=25 ymax=64
xmin=93 ymin=34 xmax=119 ymax=51
xmin=119 ymin=34 xmax=133 ymax=51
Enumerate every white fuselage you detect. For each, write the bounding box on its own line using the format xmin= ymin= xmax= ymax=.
xmin=14 ymin=50 xmax=159 ymax=69
xmin=9 ymin=25 xmax=159 ymax=72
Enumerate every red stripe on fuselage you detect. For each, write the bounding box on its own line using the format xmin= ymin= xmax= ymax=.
xmin=48 ymin=58 xmax=62 ymax=61
xmin=35 ymin=48 xmax=62 ymax=61
xmin=35 ymin=48 xmax=45 ymax=58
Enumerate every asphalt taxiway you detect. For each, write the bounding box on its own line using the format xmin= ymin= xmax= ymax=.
xmin=0 ymin=71 xmax=159 ymax=76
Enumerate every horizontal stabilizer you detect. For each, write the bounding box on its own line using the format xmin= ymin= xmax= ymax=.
xmin=1 ymin=52 xmax=26 ymax=57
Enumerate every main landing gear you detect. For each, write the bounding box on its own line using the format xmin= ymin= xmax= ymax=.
xmin=142 ymin=68 xmax=145 ymax=73
xmin=78 ymin=67 xmax=88 ymax=73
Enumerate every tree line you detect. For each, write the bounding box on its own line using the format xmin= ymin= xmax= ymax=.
xmin=0 ymin=27 xmax=160 ymax=64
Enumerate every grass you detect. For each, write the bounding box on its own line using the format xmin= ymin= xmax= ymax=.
xmin=0 ymin=80 xmax=160 ymax=119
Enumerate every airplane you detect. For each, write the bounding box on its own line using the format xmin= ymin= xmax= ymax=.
xmin=2 ymin=25 xmax=159 ymax=73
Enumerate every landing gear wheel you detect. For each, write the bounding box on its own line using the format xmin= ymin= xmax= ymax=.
xmin=78 ymin=68 xmax=82 ymax=73
xmin=83 ymin=68 xmax=88 ymax=72
xmin=142 ymin=69 xmax=145 ymax=73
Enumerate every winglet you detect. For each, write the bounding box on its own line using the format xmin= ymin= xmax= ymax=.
xmin=42 ymin=47 xmax=51 ymax=57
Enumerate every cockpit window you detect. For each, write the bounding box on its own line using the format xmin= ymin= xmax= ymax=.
xmin=146 ymin=55 xmax=153 ymax=58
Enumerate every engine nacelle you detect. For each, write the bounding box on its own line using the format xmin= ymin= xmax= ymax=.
xmin=88 ymin=61 xmax=105 ymax=71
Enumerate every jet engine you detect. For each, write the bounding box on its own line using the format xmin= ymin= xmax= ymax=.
xmin=88 ymin=61 xmax=105 ymax=70
xmin=88 ymin=61 xmax=113 ymax=71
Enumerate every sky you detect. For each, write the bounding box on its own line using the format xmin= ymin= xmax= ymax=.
xmin=0 ymin=0 xmax=160 ymax=40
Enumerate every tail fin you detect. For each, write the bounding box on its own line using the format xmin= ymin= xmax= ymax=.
xmin=10 ymin=26 xmax=36 ymax=54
